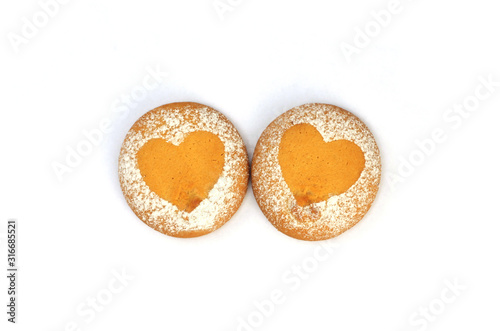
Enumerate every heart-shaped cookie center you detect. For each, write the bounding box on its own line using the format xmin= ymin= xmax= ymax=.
xmin=278 ymin=123 xmax=365 ymax=207
xmin=137 ymin=131 xmax=225 ymax=213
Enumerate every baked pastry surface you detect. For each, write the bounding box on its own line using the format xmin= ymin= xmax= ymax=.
xmin=251 ymin=103 xmax=381 ymax=241
xmin=119 ymin=102 xmax=249 ymax=238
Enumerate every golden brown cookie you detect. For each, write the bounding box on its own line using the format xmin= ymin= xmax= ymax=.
xmin=251 ymin=103 xmax=381 ymax=241
xmin=119 ymin=102 xmax=249 ymax=238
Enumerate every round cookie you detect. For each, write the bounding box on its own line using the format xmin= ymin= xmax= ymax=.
xmin=119 ymin=102 xmax=249 ymax=238
xmin=251 ymin=103 xmax=381 ymax=241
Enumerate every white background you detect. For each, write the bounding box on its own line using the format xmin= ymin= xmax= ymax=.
xmin=1 ymin=0 xmax=499 ymax=330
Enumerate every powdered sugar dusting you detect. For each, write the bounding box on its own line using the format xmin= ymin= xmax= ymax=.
xmin=119 ymin=103 xmax=248 ymax=237
xmin=252 ymin=103 xmax=381 ymax=241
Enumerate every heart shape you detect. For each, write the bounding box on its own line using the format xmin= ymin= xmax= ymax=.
xmin=278 ymin=123 xmax=365 ymax=207
xmin=137 ymin=131 xmax=225 ymax=213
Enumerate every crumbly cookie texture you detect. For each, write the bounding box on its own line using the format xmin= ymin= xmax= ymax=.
xmin=251 ymin=103 xmax=381 ymax=241
xmin=119 ymin=102 xmax=249 ymax=238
